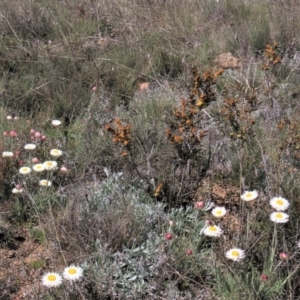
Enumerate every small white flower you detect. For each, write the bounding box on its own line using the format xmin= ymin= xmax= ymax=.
xmin=241 ymin=190 xmax=258 ymax=201
xmin=6 ymin=115 xmax=12 ymax=120
xmin=270 ymin=197 xmax=289 ymax=211
xmin=19 ymin=167 xmax=31 ymax=175
xmin=39 ymin=180 xmax=52 ymax=187
xmin=63 ymin=265 xmax=83 ymax=281
xmin=211 ymin=206 xmax=226 ymax=218
xmin=226 ymin=248 xmax=245 ymax=262
xmin=33 ymin=164 xmax=45 ymax=172
xmin=24 ymin=143 xmax=36 ymax=150
xmin=12 ymin=188 xmax=24 ymax=194
xmin=270 ymin=212 xmax=289 ymax=223
xmin=2 ymin=151 xmax=14 ymax=157
xmin=202 ymin=225 xmax=223 ymax=237
xmin=51 ymin=120 xmax=61 ymax=126
xmin=42 ymin=272 xmax=62 ymax=288
xmin=50 ymin=149 xmax=63 ymax=157
xmin=43 ymin=161 xmax=58 ymax=171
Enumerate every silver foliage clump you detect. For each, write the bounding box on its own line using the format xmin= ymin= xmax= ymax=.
xmin=81 ymin=169 xmax=169 ymax=298
xmin=81 ymin=168 xmax=165 ymax=227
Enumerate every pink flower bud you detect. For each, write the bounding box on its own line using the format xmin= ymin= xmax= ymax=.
xmin=34 ymin=131 xmax=41 ymax=138
xmin=260 ymin=274 xmax=269 ymax=282
xmin=3 ymin=131 xmax=10 ymax=137
xmin=205 ymin=220 xmax=213 ymax=226
xmin=165 ymin=233 xmax=173 ymax=241
xmin=41 ymin=135 xmax=47 ymax=141
xmin=30 ymin=129 xmax=36 ymax=135
xmin=194 ymin=201 xmax=204 ymax=209
xmin=92 ymin=86 xmax=97 ymax=92
xmin=32 ymin=157 xmax=39 ymax=164
xmin=30 ymin=136 xmax=35 ymax=141
xmin=15 ymin=184 xmax=22 ymax=190
xmin=10 ymin=130 xmax=17 ymax=137
xmin=60 ymin=166 xmax=68 ymax=174
xmin=169 ymin=220 xmax=175 ymax=227
xmin=186 ymin=249 xmax=193 ymax=256
xmin=279 ymin=252 xmax=288 ymax=260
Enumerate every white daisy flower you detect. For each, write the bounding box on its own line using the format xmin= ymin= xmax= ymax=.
xmin=51 ymin=120 xmax=61 ymax=126
xmin=241 ymin=190 xmax=258 ymax=201
xmin=6 ymin=115 xmax=12 ymax=120
xmin=24 ymin=143 xmax=36 ymax=150
xmin=19 ymin=167 xmax=31 ymax=175
xmin=2 ymin=151 xmax=14 ymax=157
xmin=12 ymin=188 xmax=24 ymax=194
xmin=43 ymin=161 xmax=58 ymax=171
xmin=225 ymin=248 xmax=245 ymax=262
xmin=270 ymin=212 xmax=289 ymax=223
xmin=39 ymin=180 xmax=52 ymax=187
xmin=50 ymin=149 xmax=63 ymax=157
xmin=63 ymin=266 xmax=83 ymax=281
xmin=202 ymin=225 xmax=223 ymax=237
xmin=270 ymin=197 xmax=289 ymax=211
xmin=211 ymin=206 xmax=226 ymax=218
xmin=42 ymin=272 xmax=62 ymax=288
xmin=33 ymin=164 xmax=45 ymax=172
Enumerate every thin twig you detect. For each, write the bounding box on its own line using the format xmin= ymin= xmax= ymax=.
xmin=0 ymin=12 xmax=23 ymax=47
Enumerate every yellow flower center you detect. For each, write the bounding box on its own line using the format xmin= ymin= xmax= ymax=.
xmin=276 ymin=199 xmax=284 ymax=205
xmin=68 ymin=268 xmax=77 ymax=275
xmin=216 ymin=210 xmax=222 ymax=215
xmin=276 ymin=213 xmax=283 ymax=219
xmin=245 ymin=193 xmax=253 ymax=199
xmin=231 ymin=250 xmax=239 ymax=257
xmin=48 ymin=275 xmax=56 ymax=282
xmin=208 ymin=226 xmax=217 ymax=231
xmin=46 ymin=162 xmax=52 ymax=166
